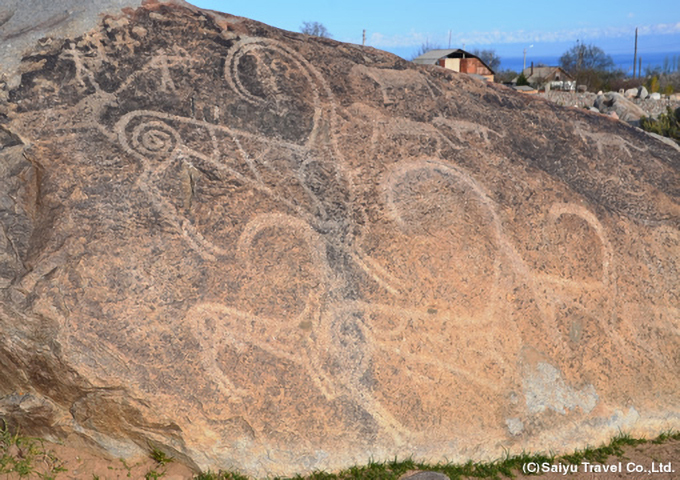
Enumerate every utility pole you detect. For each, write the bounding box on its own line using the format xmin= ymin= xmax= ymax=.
xmin=523 ymin=45 xmax=533 ymax=71
xmin=448 ymin=30 xmax=452 ymax=49
xmin=633 ymin=27 xmax=638 ymax=78
xmin=362 ymin=29 xmax=366 ymax=46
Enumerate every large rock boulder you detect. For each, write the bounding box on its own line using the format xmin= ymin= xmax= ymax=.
xmin=594 ymin=92 xmax=648 ymax=125
xmin=637 ymin=86 xmax=649 ymax=100
xmin=624 ymin=88 xmax=638 ymax=98
xmin=1 ymin=1 xmax=679 ymax=477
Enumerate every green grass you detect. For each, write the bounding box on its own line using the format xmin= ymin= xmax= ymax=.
xmin=195 ymin=430 xmax=678 ymax=480
xmin=142 ymin=445 xmax=175 ymax=479
xmin=195 ymin=472 xmax=251 ymax=480
xmin=560 ymin=431 xmax=648 ymax=465
xmin=144 ymin=468 xmax=166 ymax=480
xmin=640 ymin=106 xmax=680 ymax=143
xmin=149 ymin=445 xmax=174 ymax=466
xmin=0 ymin=421 xmax=67 ymax=479
xmin=652 ymin=429 xmax=680 ymax=445
xmin=0 ymin=419 xmax=678 ymax=480
xmin=193 ymin=451 xmax=555 ymax=480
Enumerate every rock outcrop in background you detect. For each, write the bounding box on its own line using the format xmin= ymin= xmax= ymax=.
xmin=1 ymin=1 xmax=679 ymax=477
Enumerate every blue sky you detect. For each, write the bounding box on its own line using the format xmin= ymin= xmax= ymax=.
xmin=191 ymin=0 xmax=679 ymax=70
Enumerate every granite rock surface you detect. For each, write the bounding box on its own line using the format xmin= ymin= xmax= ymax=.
xmin=593 ymin=92 xmax=648 ymax=125
xmin=0 ymin=1 xmax=679 ymax=477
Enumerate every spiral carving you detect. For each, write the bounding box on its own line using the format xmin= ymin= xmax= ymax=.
xmin=130 ymin=120 xmax=180 ymax=158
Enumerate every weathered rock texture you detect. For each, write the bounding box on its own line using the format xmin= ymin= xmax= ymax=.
xmin=593 ymin=92 xmax=648 ymax=125
xmin=1 ymin=2 xmax=679 ymax=477
xmin=0 ymin=0 xmax=193 ymax=90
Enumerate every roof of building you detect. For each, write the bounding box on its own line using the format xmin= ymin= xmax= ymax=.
xmin=519 ymin=66 xmax=573 ymax=82
xmin=412 ymin=48 xmax=495 ymax=74
xmin=412 ymin=49 xmax=464 ymax=65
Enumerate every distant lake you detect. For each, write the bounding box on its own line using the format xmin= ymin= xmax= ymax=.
xmin=501 ymin=51 xmax=679 ymax=75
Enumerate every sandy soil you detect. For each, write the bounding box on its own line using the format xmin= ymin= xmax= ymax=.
xmin=1 ymin=438 xmax=196 ymax=479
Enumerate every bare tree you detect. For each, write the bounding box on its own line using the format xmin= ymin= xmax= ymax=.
xmin=559 ymin=40 xmax=614 ymax=90
xmin=471 ymin=49 xmax=501 ymax=71
xmin=300 ymin=21 xmax=332 ymax=38
xmin=495 ymin=68 xmax=519 ymax=84
xmin=411 ymin=40 xmax=442 ymax=60
xmin=560 ymin=41 xmax=613 ymax=73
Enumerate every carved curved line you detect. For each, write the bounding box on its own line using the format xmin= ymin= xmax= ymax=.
xmin=366 ymin=159 xmax=506 ymax=306
xmin=432 ymin=117 xmax=506 ymax=145
xmin=382 ymin=159 xmax=504 ymax=244
xmin=189 ymin=301 xmax=342 ymax=408
xmin=574 ymin=122 xmax=648 ymax=157
xmin=342 ymin=301 xmax=510 ymax=392
xmin=547 ymin=203 xmax=614 ymax=287
xmin=235 ymin=212 xmax=329 ymax=277
xmin=189 ymin=303 xmax=308 ymax=400
xmin=372 ymin=115 xmax=466 ymax=158
xmin=316 ymin=302 xmax=505 ymax=442
xmin=312 ymin=310 xmax=412 ymax=443
xmin=117 ymin=110 xmax=322 ymax=217
xmin=295 ymin=155 xmax=333 ymax=220
xmin=116 ymin=110 xmax=333 ymax=259
xmin=130 ymin=120 xmax=181 ymax=156
xmin=499 ymin=202 xmax=623 ymax=353
xmin=223 ymin=39 xmax=323 ymax=147
xmin=223 ymin=39 xmax=364 ymax=241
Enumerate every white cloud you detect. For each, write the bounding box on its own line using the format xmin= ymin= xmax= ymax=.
xmin=369 ymin=30 xmax=429 ymax=48
xmin=367 ymin=22 xmax=680 ymax=48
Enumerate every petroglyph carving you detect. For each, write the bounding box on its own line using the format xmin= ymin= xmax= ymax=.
xmin=64 ymin=36 xmax=360 ymax=266
xmin=224 ymin=37 xmax=340 ymax=149
xmin=355 ymin=160 xmax=503 ymax=316
xmin=574 ymin=121 xmax=648 ymax=158
xmin=5 ymin=4 xmax=680 ymax=476
xmin=366 ymin=113 xmax=461 ymax=160
xmin=108 ymin=76 xmax=638 ymax=447
xmin=115 ymin=107 xmax=354 ymax=261
xmin=130 ymin=119 xmax=181 ymax=157
xmin=350 ymin=64 xmax=437 ymax=106
xmin=501 ymin=202 xmax=615 ymax=296
xmin=60 ymin=43 xmax=93 ymax=90
xmin=433 ymin=116 xmax=505 ymax=147
xmin=501 ymin=201 xmax=620 ymax=360
xmin=153 ymin=50 xmax=177 ymax=92
xmin=545 ymin=203 xmax=614 ymax=286
xmin=190 ymin=299 xmax=329 ymax=401
xmin=382 ymin=160 xmax=502 ymax=234
xmin=180 ymin=149 xmax=514 ymax=443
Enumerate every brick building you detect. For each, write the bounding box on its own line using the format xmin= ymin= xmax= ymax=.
xmin=412 ymin=49 xmax=495 ymax=81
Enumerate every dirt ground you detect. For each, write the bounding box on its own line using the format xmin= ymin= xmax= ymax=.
xmin=4 ymin=437 xmax=680 ymax=479
xmin=1 ymin=437 xmax=196 ymax=480
xmin=508 ymin=439 xmax=680 ymax=480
